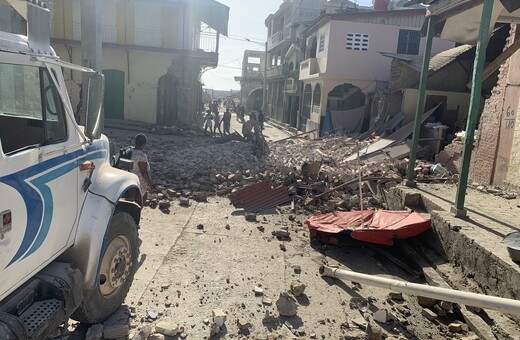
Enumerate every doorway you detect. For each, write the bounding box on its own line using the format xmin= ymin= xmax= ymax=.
xmin=102 ymin=69 xmax=125 ymax=120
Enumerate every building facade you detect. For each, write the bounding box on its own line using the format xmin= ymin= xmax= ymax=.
xmin=264 ymin=0 xmax=370 ymax=129
xmin=235 ymin=50 xmax=265 ymax=112
xmin=2 ymin=0 xmax=229 ymax=125
xmin=298 ymin=9 xmax=456 ymax=133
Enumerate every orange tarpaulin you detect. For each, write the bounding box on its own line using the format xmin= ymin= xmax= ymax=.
xmin=305 ymin=210 xmax=431 ymax=246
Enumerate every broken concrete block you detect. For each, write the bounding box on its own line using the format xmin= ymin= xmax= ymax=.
xmin=289 ymin=280 xmax=306 ymax=297
xmin=103 ymin=324 xmax=129 ymax=339
xmin=147 ymin=310 xmax=158 ymax=320
xmin=388 ymin=292 xmax=403 ymax=300
xmin=148 ymin=334 xmax=165 ymax=340
xmin=130 ymin=325 xmax=153 ymax=340
xmin=159 ymin=201 xmax=171 ymax=210
xmin=421 ymin=308 xmax=438 ymax=322
xmin=179 ymin=197 xmax=190 ymax=207
xmin=373 ymin=309 xmax=388 ymax=323
xmin=448 ymin=322 xmax=463 ymax=333
xmin=262 ymin=297 xmax=273 ymax=305
xmin=417 ymin=296 xmax=438 ymax=308
xmin=276 ymin=292 xmax=298 ymax=316
xmin=85 ymin=324 xmax=103 ymax=340
xmin=155 ymin=322 xmax=179 ymax=337
xmin=439 ymin=301 xmax=453 ymax=312
xmin=212 ymin=309 xmax=227 ymax=327
xmin=237 ymin=318 xmax=253 ymax=331
xmin=254 ymin=286 xmax=264 ymax=296
xmin=262 ymin=309 xmax=278 ymax=324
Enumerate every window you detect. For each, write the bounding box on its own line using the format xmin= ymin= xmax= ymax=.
xmin=319 ymin=34 xmax=325 ymax=52
xmin=397 ymin=29 xmax=420 ymax=55
xmin=346 ymin=33 xmax=369 ymax=51
xmin=0 ymin=64 xmax=67 ymax=155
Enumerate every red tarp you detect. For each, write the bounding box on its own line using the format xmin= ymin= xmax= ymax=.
xmin=305 ymin=210 xmax=431 ymax=246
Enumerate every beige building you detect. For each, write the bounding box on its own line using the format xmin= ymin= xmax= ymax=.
xmin=32 ymin=0 xmax=228 ymax=125
xmin=235 ymin=50 xmax=265 ymax=112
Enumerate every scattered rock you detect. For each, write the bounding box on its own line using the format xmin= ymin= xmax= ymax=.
xmin=212 ymin=309 xmax=227 ymax=327
xmin=373 ymin=309 xmax=389 ymax=323
xmin=103 ymin=324 xmax=129 ymax=339
xmin=289 ymin=280 xmax=306 ymax=297
xmin=148 ymin=334 xmax=165 ymax=340
xmin=439 ymin=301 xmax=453 ymax=312
xmin=179 ymin=197 xmax=190 ymax=207
xmin=158 ymin=201 xmax=171 ymax=210
xmin=262 ymin=297 xmax=273 ymax=305
xmin=351 ymin=316 xmax=367 ymax=330
xmin=130 ymin=325 xmax=153 ymax=340
xmin=237 ymin=318 xmax=253 ymax=332
xmin=293 ymin=265 xmax=302 ymax=274
xmin=147 ymin=310 xmax=158 ymax=320
xmin=388 ymin=292 xmax=403 ymax=301
xmin=417 ymin=296 xmax=438 ymax=308
xmin=276 ymin=292 xmax=298 ymax=317
xmin=448 ymin=322 xmax=463 ymax=333
xmin=254 ymin=286 xmax=264 ymax=296
xmin=366 ymin=322 xmax=385 ymax=340
xmin=279 ymin=244 xmax=287 ymax=252
xmin=155 ymin=322 xmax=179 ymax=337
xmin=273 ymin=229 xmax=290 ymax=238
xmin=196 ymin=223 xmax=204 ymax=230
xmin=245 ymin=213 xmax=257 ymax=222
xmin=421 ymin=308 xmax=438 ymax=322
xmin=263 ymin=310 xmax=278 ymax=324
xmin=225 ymin=224 xmax=231 ymax=230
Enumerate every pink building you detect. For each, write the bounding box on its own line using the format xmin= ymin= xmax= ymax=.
xmin=298 ymin=9 xmax=456 ymax=133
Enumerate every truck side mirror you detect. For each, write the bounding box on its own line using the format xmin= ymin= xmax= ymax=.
xmin=85 ymin=73 xmax=105 ymax=140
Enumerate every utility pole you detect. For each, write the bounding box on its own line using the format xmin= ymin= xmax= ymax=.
xmin=79 ymin=0 xmax=102 ymax=125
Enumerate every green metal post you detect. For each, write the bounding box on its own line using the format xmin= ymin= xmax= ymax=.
xmin=405 ymin=16 xmax=436 ymax=186
xmin=453 ymin=0 xmax=494 ymax=218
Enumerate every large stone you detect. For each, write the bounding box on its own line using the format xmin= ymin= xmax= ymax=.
xmin=155 ymin=322 xmax=179 ymax=337
xmin=148 ymin=334 xmax=165 ymax=340
xmin=289 ymin=280 xmax=306 ymax=297
xmin=276 ymin=292 xmax=298 ymax=317
xmin=212 ymin=309 xmax=227 ymax=327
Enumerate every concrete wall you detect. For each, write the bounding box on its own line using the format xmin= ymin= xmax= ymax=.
xmin=53 ymin=44 xmax=173 ymax=124
xmin=401 ymin=89 xmax=471 ymax=125
xmin=320 ymin=20 xmax=455 ymax=82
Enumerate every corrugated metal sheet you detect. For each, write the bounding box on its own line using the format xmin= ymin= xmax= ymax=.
xmin=229 ymin=181 xmax=291 ymax=212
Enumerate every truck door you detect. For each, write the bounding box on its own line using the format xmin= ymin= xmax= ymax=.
xmin=0 ymin=62 xmax=79 ymax=300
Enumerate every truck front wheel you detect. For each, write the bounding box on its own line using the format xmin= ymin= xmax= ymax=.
xmin=72 ymin=212 xmax=139 ymax=324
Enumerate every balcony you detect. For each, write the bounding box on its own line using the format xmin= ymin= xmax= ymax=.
xmin=73 ymin=24 xmax=118 ymax=43
xmin=267 ymin=64 xmax=288 ymax=79
xmin=299 ymin=58 xmax=320 ymax=80
xmin=284 ymin=78 xmax=297 ymax=94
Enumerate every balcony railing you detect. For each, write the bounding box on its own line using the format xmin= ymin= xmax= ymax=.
xmin=271 ymin=31 xmax=284 ymax=45
xmin=267 ymin=64 xmax=288 ymax=78
xmin=299 ymin=58 xmax=320 ymax=80
xmin=285 ymin=78 xmax=297 ymax=93
xmin=73 ymin=24 xmax=117 ymax=43
xmin=70 ymin=24 xmax=218 ymax=54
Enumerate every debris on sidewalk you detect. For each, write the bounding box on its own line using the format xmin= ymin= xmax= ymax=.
xmin=229 ymin=181 xmax=290 ymax=212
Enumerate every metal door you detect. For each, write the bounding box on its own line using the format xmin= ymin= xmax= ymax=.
xmin=103 ymin=69 xmax=125 ymax=120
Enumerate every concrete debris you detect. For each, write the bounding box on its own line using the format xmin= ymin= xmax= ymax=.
xmin=130 ymin=325 xmax=153 ymax=340
xmin=421 ymin=308 xmax=438 ymax=322
xmin=262 ymin=309 xmax=278 ymax=324
xmin=236 ymin=318 xmax=253 ymax=331
xmin=147 ymin=310 xmax=158 ymax=320
xmin=154 ymin=322 xmax=179 ymax=337
xmin=449 ymin=322 xmax=463 ymax=333
xmin=262 ymin=297 xmax=273 ymax=305
xmin=245 ymin=213 xmax=257 ymax=222
xmin=388 ymin=292 xmax=403 ymax=300
xmin=212 ymin=309 xmax=227 ymax=327
xmin=103 ymin=324 xmax=130 ymax=339
xmin=276 ymin=292 xmax=298 ymax=317
xmin=373 ymin=309 xmax=389 ymax=323
xmin=179 ymin=197 xmax=190 ymax=207
xmin=289 ymin=280 xmax=306 ymax=297
xmin=254 ymin=286 xmax=264 ymax=296
xmin=417 ymin=296 xmax=438 ymax=308
xmin=148 ymin=334 xmax=165 ymax=340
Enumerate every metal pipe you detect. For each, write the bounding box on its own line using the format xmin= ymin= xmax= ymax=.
xmin=454 ymin=0 xmax=494 ymax=217
xmin=320 ymin=265 xmax=520 ymax=315
xmin=405 ymin=16 xmax=436 ymax=185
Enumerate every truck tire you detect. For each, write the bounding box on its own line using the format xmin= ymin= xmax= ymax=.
xmin=72 ymin=212 xmax=139 ymax=324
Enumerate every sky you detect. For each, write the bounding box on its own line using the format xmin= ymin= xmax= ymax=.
xmin=201 ymin=0 xmax=374 ymax=91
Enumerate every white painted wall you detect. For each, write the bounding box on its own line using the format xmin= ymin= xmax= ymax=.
xmin=402 ymin=88 xmax=471 ymax=124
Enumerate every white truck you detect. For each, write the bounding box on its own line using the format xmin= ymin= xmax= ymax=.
xmin=0 ymin=1 xmax=142 ymax=338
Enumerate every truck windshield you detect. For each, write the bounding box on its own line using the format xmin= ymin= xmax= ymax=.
xmin=0 ymin=63 xmax=67 ymax=155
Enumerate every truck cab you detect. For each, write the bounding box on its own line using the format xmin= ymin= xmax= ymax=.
xmin=0 ymin=2 xmax=142 ymax=339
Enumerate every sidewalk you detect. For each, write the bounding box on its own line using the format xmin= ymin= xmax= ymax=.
xmin=387 ymin=183 xmax=520 ymax=309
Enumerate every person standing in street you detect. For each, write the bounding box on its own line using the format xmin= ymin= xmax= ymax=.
xmin=222 ymin=107 xmax=232 ymax=135
xmin=213 ymin=110 xmax=222 ymax=137
xmin=132 ymin=133 xmax=153 ymax=202
xmin=203 ymin=109 xmax=213 ymax=136
xmin=258 ymin=109 xmax=265 ymax=130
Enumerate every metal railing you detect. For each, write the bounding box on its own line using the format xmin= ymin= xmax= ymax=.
xmin=73 ymin=24 xmax=117 ymax=43
xmin=135 ymin=28 xmax=161 ymax=47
